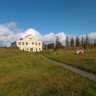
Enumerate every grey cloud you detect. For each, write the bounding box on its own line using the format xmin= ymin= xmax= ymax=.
xmin=0 ymin=25 xmax=14 ymax=46
xmin=4 ymin=22 xmax=22 ymax=32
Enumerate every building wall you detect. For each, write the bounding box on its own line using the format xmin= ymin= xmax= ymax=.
xmin=16 ymin=35 xmax=42 ymax=52
xmin=11 ymin=41 xmax=17 ymax=47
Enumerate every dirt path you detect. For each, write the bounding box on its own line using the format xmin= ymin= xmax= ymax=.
xmin=40 ymin=55 xmax=96 ymax=82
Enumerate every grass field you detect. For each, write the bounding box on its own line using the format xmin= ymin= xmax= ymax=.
xmin=0 ymin=48 xmax=96 ymax=96
xmin=41 ymin=49 xmax=96 ymax=74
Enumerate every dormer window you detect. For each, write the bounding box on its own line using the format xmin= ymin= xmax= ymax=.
xmin=29 ymin=38 xmax=32 ymax=40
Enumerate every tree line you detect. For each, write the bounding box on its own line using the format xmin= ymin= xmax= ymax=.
xmin=43 ymin=35 xmax=96 ymax=50
xmin=65 ymin=35 xmax=96 ymax=49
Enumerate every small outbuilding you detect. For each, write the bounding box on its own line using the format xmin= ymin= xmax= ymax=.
xmin=76 ymin=50 xmax=85 ymax=54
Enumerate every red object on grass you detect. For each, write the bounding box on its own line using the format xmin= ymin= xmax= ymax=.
xmin=78 ymin=51 xmax=84 ymax=54
xmin=76 ymin=50 xmax=85 ymax=54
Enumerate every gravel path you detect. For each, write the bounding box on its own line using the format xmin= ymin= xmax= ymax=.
xmin=40 ymin=55 xmax=96 ymax=82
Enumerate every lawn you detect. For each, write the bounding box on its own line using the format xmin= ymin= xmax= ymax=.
xmin=41 ymin=48 xmax=96 ymax=74
xmin=0 ymin=47 xmax=96 ymax=96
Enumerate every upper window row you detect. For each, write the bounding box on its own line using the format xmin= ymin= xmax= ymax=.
xmin=29 ymin=38 xmax=32 ymax=40
xmin=18 ymin=42 xmax=41 ymax=45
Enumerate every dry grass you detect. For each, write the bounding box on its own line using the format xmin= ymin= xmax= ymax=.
xmin=41 ymin=49 xmax=96 ymax=74
xmin=0 ymin=47 xmax=96 ymax=96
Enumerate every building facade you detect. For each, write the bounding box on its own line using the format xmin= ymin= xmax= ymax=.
xmin=11 ymin=41 xmax=17 ymax=47
xmin=16 ymin=34 xmax=42 ymax=52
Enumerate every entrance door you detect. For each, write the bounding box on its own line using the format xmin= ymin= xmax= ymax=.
xmin=30 ymin=48 xmax=33 ymax=52
xmin=23 ymin=48 xmax=25 ymax=51
xmin=36 ymin=48 xmax=37 ymax=52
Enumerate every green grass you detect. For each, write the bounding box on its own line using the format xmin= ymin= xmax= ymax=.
xmin=41 ymin=49 xmax=96 ymax=74
xmin=0 ymin=47 xmax=96 ymax=96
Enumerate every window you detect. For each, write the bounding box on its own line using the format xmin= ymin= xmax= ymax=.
xmin=30 ymin=48 xmax=33 ymax=51
xmin=29 ymin=38 xmax=32 ymax=40
xmin=39 ymin=42 xmax=41 ymax=45
xmin=36 ymin=48 xmax=38 ymax=52
xmin=22 ymin=42 xmax=24 ymax=45
xmin=26 ymin=48 xmax=29 ymax=51
xmin=26 ymin=42 xmax=28 ymax=45
xmin=35 ymin=42 xmax=37 ymax=45
xmin=22 ymin=48 xmax=25 ymax=51
xmin=29 ymin=42 xmax=31 ymax=45
xmin=32 ymin=42 xmax=34 ymax=45
xmin=18 ymin=42 xmax=21 ymax=45
xmin=39 ymin=48 xmax=41 ymax=50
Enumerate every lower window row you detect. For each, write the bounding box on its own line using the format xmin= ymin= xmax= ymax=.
xmin=21 ymin=48 xmax=41 ymax=51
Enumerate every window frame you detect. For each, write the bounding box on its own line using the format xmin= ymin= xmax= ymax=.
xmin=30 ymin=48 xmax=33 ymax=52
xmin=22 ymin=42 xmax=24 ymax=45
xmin=32 ymin=42 xmax=34 ymax=45
xmin=26 ymin=48 xmax=29 ymax=51
xmin=29 ymin=38 xmax=32 ymax=40
xmin=39 ymin=42 xmax=41 ymax=45
xmin=35 ymin=42 xmax=37 ymax=45
xmin=26 ymin=42 xmax=28 ymax=45
xmin=29 ymin=42 xmax=31 ymax=45
xmin=18 ymin=42 xmax=21 ymax=45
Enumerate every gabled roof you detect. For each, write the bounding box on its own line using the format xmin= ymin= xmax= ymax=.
xmin=20 ymin=34 xmax=36 ymax=41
